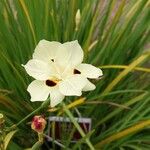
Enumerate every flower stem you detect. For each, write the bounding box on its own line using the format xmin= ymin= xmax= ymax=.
xmin=62 ymin=102 xmax=95 ymax=150
xmin=38 ymin=133 xmax=44 ymax=142
xmin=32 ymin=141 xmax=43 ymax=150
xmin=8 ymin=99 xmax=49 ymax=131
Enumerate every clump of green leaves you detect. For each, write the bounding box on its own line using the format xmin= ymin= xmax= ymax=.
xmin=0 ymin=0 xmax=150 ymax=149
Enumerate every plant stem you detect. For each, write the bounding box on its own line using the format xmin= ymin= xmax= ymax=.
xmin=9 ymin=99 xmax=49 ymax=130
xmin=62 ymin=103 xmax=95 ymax=150
xmin=32 ymin=141 xmax=43 ymax=150
xmin=38 ymin=133 xmax=44 ymax=142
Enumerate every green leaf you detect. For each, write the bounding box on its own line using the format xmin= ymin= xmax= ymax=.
xmin=4 ymin=130 xmax=17 ymax=150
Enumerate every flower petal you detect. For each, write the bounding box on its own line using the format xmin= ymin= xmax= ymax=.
xmin=27 ymin=80 xmax=50 ymax=102
xmin=33 ymin=40 xmax=62 ymax=62
xmin=76 ymin=63 xmax=103 ymax=79
xmin=59 ymin=75 xmax=87 ymax=96
xmin=23 ymin=59 xmax=52 ymax=80
xmin=49 ymin=86 xmax=65 ymax=107
xmin=56 ymin=40 xmax=83 ymax=69
xmin=82 ymin=80 xmax=96 ymax=91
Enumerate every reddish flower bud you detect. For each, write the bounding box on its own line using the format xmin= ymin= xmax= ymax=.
xmin=31 ymin=115 xmax=46 ymax=133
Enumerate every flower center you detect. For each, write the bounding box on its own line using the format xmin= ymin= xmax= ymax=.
xmin=51 ymin=59 xmax=54 ymax=62
xmin=74 ymin=69 xmax=81 ymax=74
xmin=45 ymin=80 xmax=57 ymax=87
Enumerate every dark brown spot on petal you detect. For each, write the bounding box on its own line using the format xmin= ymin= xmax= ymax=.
xmin=74 ymin=69 xmax=81 ymax=74
xmin=51 ymin=59 xmax=54 ymax=62
xmin=46 ymin=80 xmax=57 ymax=87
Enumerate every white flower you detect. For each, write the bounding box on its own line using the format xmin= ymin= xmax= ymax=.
xmin=23 ymin=40 xmax=103 ymax=107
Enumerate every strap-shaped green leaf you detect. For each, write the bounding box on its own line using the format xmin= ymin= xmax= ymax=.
xmin=4 ymin=130 xmax=17 ymax=150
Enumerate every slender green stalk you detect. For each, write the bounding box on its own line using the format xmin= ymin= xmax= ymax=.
xmin=99 ymin=65 xmax=150 ymax=73
xmin=103 ymin=52 xmax=150 ymax=94
xmin=95 ymin=119 xmax=150 ymax=148
xmin=18 ymin=0 xmax=37 ymax=44
xmin=62 ymin=103 xmax=95 ymax=150
xmin=31 ymin=141 xmax=43 ymax=150
xmin=94 ymin=92 xmax=148 ymax=128
xmin=8 ymin=99 xmax=49 ymax=131
xmin=72 ymin=130 xmax=95 ymax=150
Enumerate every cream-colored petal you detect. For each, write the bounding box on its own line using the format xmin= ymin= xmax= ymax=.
xmin=27 ymin=80 xmax=50 ymax=102
xmin=76 ymin=63 xmax=103 ymax=79
xmin=82 ymin=80 xmax=96 ymax=91
xmin=33 ymin=39 xmax=62 ymax=62
xmin=59 ymin=75 xmax=87 ymax=96
xmin=23 ymin=59 xmax=52 ymax=80
xmin=49 ymin=86 xmax=65 ymax=107
xmin=56 ymin=40 xmax=83 ymax=70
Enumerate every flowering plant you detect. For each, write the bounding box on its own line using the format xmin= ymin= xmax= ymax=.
xmin=0 ymin=0 xmax=150 ymax=149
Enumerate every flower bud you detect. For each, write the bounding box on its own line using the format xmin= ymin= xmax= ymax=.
xmin=31 ymin=115 xmax=46 ymax=133
xmin=75 ymin=9 xmax=81 ymax=31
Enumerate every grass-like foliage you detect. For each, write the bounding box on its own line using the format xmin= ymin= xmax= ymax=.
xmin=0 ymin=0 xmax=150 ymax=149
